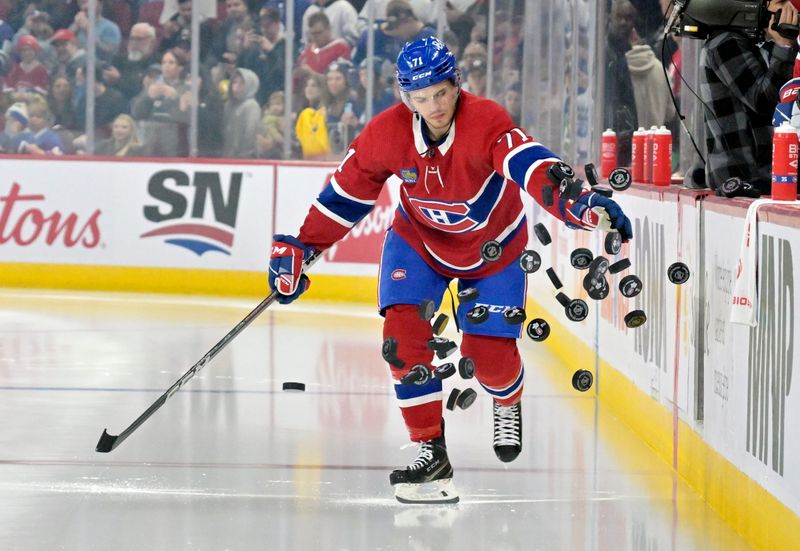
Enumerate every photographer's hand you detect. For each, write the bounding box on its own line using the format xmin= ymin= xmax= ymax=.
xmin=768 ymin=6 xmax=800 ymax=47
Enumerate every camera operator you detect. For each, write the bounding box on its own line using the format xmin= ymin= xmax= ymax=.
xmin=697 ymin=0 xmax=799 ymax=194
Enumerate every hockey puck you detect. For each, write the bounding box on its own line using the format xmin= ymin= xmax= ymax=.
xmin=546 ymin=267 xmax=563 ymax=290
xmin=382 ymin=337 xmax=405 ymax=369
xmin=526 ymin=318 xmax=550 ymax=342
xmin=427 ymin=337 xmax=454 ymax=353
xmin=667 ymin=262 xmax=691 ymax=285
xmin=533 ymin=223 xmax=552 ymax=246
xmin=608 ymin=167 xmax=632 ymax=191
xmin=419 ymin=299 xmax=436 ymax=321
xmin=458 ymin=357 xmax=475 ymax=379
xmin=433 ymin=362 xmax=456 ymax=380
xmin=456 ymin=388 xmax=478 ymax=410
xmin=571 ymin=369 xmax=593 ymax=392
xmin=481 ymin=240 xmax=502 ymax=262
xmin=432 ymin=313 xmax=449 ymax=336
xmin=624 ymin=310 xmax=647 ymax=328
xmin=588 ymin=256 xmax=610 ymax=278
xmin=458 ymin=287 xmax=480 ymax=303
xmin=519 ymin=250 xmax=542 ymax=274
xmin=436 ymin=341 xmax=458 ymax=360
xmin=282 ymin=381 xmax=306 ymax=392
xmin=542 ymin=185 xmax=554 ymax=207
xmin=555 ymin=292 xmax=571 ymax=308
xmin=591 ymin=185 xmax=614 ymax=198
xmin=619 ymin=275 xmax=643 ymax=298
xmin=584 ymin=163 xmax=600 ymax=186
xmin=548 ymin=161 xmax=576 ymax=183
xmin=563 ymin=177 xmax=584 ymax=201
xmin=587 ymin=277 xmax=609 ymax=300
xmin=400 ymin=364 xmax=432 ymax=386
xmin=605 ymin=232 xmax=622 ymax=256
xmin=608 ymin=258 xmax=631 ymax=274
xmin=570 ymin=248 xmax=594 ymax=270
xmin=565 ymin=299 xmax=589 ymax=322
xmin=503 ymin=306 xmax=526 ymax=325
xmin=466 ymin=304 xmax=490 ymax=324
xmin=446 ymin=388 xmax=461 ymax=411
xmin=583 ymin=273 xmax=607 ymax=294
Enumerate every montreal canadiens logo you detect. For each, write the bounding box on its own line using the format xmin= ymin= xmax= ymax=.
xmin=407 ymin=198 xmax=477 ymax=232
xmin=391 ymin=269 xmax=407 ymax=280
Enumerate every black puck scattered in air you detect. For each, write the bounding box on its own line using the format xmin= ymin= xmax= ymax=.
xmin=481 ymin=240 xmax=502 ymax=262
xmin=583 ymin=273 xmax=607 ymax=294
xmin=546 ymin=267 xmax=563 ymax=290
xmin=456 ymin=388 xmax=478 ymax=410
xmin=555 ymin=292 xmax=570 ymax=308
xmin=534 ymin=223 xmax=552 ymax=246
xmin=400 ymin=364 xmax=431 ymax=386
xmin=587 ymin=277 xmax=609 ymax=300
xmin=382 ymin=337 xmax=405 ymax=369
xmin=542 ymin=185 xmax=554 ymax=207
xmin=432 ymin=313 xmax=449 ymax=336
xmin=624 ymin=310 xmax=647 ymax=328
xmin=548 ymin=161 xmax=576 ymax=183
xmin=608 ymin=167 xmax=632 ymax=191
xmin=282 ymin=381 xmax=306 ymax=392
xmin=570 ymin=248 xmax=593 ymax=270
xmin=591 ymin=185 xmax=613 ymax=198
xmin=458 ymin=287 xmax=480 ymax=303
xmin=619 ymin=275 xmax=643 ymax=298
xmin=588 ymin=256 xmax=610 ymax=278
xmin=434 ymin=362 xmax=456 ymax=380
xmin=526 ymin=318 xmax=550 ymax=342
xmin=667 ymin=262 xmax=690 ymax=285
xmin=608 ymin=258 xmax=631 ymax=275
xmin=605 ymin=232 xmax=622 ymax=256
xmin=519 ymin=250 xmax=542 ymax=274
xmin=446 ymin=388 xmax=461 ymax=411
xmin=419 ymin=299 xmax=436 ymax=321
xmin=466 ymin=304 xmax=490 ymax=324
xmin=571 ymin=369 xmax=593 ymax=392
xmin=436 ymin=341 xmax=458 ymax=360
xmin=458 ymin=357 xmax=475 ymax=379
xmin=584 ymin=163 xmax=600 ymax=186
xmin=565 ymin=299 xmax=589 ymax=322
xmin=503 ymin=306 xmax=526 ymax=325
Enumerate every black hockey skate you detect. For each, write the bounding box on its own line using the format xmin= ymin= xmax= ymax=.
xmin=493 ymin=400 xmax=522 ymax=463
xmin=390 ymin=429 xmax=459 ymax=504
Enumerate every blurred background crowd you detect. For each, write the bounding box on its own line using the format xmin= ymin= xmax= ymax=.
xmin=0 ymin=0 xmax=679 ymax=168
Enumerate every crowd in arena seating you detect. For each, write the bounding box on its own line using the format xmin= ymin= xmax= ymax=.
xmin=0 ymin=0 xmax=524 ymax=159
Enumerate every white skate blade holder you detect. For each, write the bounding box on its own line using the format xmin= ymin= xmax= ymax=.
xmin=394 ymin=478 xmax=460 ymax=504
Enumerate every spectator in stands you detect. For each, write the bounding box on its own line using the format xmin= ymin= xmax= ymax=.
xmin=354 ymin=57 xmax=395 ymax=118
xmin=323 ymin=60 xmax=358 ymax=155
xmin=502 ymin=81 xmax=521 ymax=126
xmin=625 ymin=39 xmax=675 ymax=130
xmin=460 ymin=41 xmax=487 ymax=72
xmin=70 ymin=0 xmax=121 ymax=61
xmin=12 ymin=9 xmax=55 ymax=71
xmin=380 ymin=0 xmax=436 ymax=49
xmin=211 ymin=0 xmax=254 ymax=64
xmin=463 ymin=56 xmax=487 ymax=97
xmin=3 ymin=35 xmax=49 ymax=96
xmin=0 ymin=101 xmax=32 ymax=153
xmin=257 ymin=89 xmax=285 ymax=159
xmin=131 ymin=49 xmax=189 ymax=156
xmin=160 ymin=0 xmax=214 ymax=60
xmin=239 ymin=7 xmax=286 ymax=106
xmin=295 ymin=73 xmax=330 ymax=159
xmin=74 ymin=64 xmax=127 ymax=135
xmin=50 ymin=28 xmax=85 ymax=84
xmin=94 ymin=113 xmax=143 ymax=156
xmin=48 ymin=75 xmax=76 ymax=130
xmin=604 ymin=0 xmax=639 ymax=166
xmin=263 ymin=0 xmax=311 ymax=52
xmin=222 ymin=67 xmax=260 ymax=158
xmin=441 ymin=29 xmax=462 ymax=60
xmin=301 ymin=0 xmax=358 ymax=47
xmin=105 ymin=22 xmax=158 ymax=105
xmin=18 ymin=96 xmax=64 ymax=155
xmin=295 ymin=12 xmax=351 ymax=81
xmin=0 ymin=16 xmax=14 ymax=49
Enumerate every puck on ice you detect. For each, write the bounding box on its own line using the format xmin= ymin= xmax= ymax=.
xmin=481 ymin=240 xmax=502 ymax=262
xmin=519 ymin=250 xmax=542 ymax=274
xmin=282 ymin=382 xmax=306 ymax=392
xmin=526 ymin=318 xmax=550 ymax=342
xmin=667 ymin=262 xmax=690 ymax=285
xmin=533 ymin=223 xmax=552 ymax=246
xmin=570 ymin=248 xmax=593 ymax=270
xmin=624 ymin=310 xmax=647 ymax=328
xmin=619 ymin=275 xmax=643 ymax=298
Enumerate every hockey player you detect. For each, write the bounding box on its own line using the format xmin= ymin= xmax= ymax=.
xmin=269 ymin=37 xmax=633 ymax=504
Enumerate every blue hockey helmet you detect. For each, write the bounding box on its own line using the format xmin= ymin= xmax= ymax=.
xmin=396 ymin=37 xmax=458 ymax=92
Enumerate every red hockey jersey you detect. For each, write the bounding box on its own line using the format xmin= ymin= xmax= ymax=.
xmin=298 ymin=91 xmax=568 ymax=279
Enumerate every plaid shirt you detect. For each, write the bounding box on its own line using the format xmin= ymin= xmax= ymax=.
xmin=700 ymin=31 xmax=796 ymax=190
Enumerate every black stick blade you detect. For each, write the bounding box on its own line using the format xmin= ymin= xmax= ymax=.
xmin=95 ymin=429 xmax=118 ymax=453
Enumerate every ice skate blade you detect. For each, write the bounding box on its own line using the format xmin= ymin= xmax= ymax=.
xmin=393 ymin=478 xmax=460 ymax=504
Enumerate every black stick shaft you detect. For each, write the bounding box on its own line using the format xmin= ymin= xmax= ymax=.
xmin=96 ymin=251 xmax=320 ymax=453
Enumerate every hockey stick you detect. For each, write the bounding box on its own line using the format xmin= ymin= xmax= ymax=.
xmin=95 ymin=250 xmax=322 ymax=453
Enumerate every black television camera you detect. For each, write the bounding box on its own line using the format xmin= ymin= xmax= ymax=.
xmin=665 ymin=0 xmax=787 ymax=41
